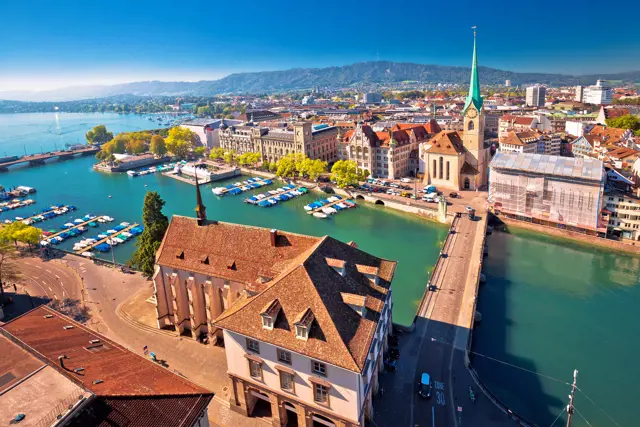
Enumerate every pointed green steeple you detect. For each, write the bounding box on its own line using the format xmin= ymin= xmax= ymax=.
xmin=463 ymin=28 xmax=483 ymax=114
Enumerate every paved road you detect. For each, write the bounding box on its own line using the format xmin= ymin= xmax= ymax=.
xmin=375 ymin=195 xmax=516 ymax=427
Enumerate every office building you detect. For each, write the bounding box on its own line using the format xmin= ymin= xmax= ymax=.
xmin=505 ymin=79 xmax=512 ymax=87
xmin=525 ymin=85 xmax=546 ymax=107
xmin=582 ymin=80 xmax=613 ymax=105
xmin=362 ymin=93 xmax=382 ymax=104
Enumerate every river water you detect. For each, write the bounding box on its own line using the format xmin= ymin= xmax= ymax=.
xmin=474 ymin=229 xmax=640 ymax=427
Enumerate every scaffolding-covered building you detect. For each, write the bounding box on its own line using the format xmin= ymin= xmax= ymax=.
xmin=489 ymin=152 xmax=606 ymax=234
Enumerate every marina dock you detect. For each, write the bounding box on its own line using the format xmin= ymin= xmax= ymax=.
xmin=77 ymin=223 xmax=141 ymax=253
xmin=304 ymin=196 xmax=356 ymax=218
xmin=45 ymin=216 xmax=105 ymax=240
xmin=212 ymin=177 xmax=272 ymax=196
xmin=247 ymin=185 xmax=308 ymax=207
xmin=7 ymin=205 xmax=74 ymax=225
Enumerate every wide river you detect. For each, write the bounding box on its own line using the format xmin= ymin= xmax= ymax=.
xmin=2 ymin=113 xmax=637 ymax=425
xmin=474 ymin=229 xmax=640 ymax=427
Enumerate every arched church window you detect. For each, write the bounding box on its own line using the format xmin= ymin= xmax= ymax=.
xmin=439 ymin=157 xmax=443 ymax=179
xmin=468 ymin=120 xmax=475 ymax=131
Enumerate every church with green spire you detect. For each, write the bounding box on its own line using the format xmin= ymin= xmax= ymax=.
xmin=421 ymin=29 xmax=491 ymax=191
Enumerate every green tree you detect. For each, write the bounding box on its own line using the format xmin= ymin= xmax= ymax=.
xmin=194 ymin=146 xmax=206 ymax=157
xmin=247 ymin=152 xmax=262 ymax=167
xmin=606 ymin=114 xmax=640 ymax=134
xmin=209 ymin=147 xmax=225 ymax=160
xmin=276 ymin=154 xmax=297 ymax=178
xmin=150 ymin=135 xmax=167 ymax=156
xmin=223 ymin=149 xmax=236 ymax=164
xmin=330 ymin=160 xmax=367 ymax=188
xmin=85 ymin=125 xmax=113 ymax=145
xmin=165 ymin=127 xmax=197 ymax=158
xmin=0 ymin=242 xmax=20 ymax=304
xmin=125 ymin=139 xmax=147 ymax=155
xmin=306 ymin=159 xmax=328 ymax=181
xmin=269 ymin=162 xmax=278 ymax=172
xmin=197 ymin=106 xmax=211 ymax=115
xmin=129 ymin=192 xmax=169 ymax=277
xmin=0 ymin=222 xmax=28 ymax=247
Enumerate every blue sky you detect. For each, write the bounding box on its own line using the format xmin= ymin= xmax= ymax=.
xmin=1 ymin=0 xmax=639 ymax=91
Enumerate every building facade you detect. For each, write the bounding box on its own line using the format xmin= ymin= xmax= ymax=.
xmin=603 ymin=191 xmax=640 ymax=240
xmin=525 ymin=85 xmax=546 ymax=107
xmin=489 ymin=152 xmax=606 ymax=234
xmin=340 ymin=122 xmax=437 ymax=178
xmin=219 ymin=122 xmax=338 ymax=163
xmin=582 ymin=80 xmax=613 ymax=105
xmin=421 ymin=32 xmax=491 ymax=191
xmin=152 ymin=190 xmax=397 ymax=427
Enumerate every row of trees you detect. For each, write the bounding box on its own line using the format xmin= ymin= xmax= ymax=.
xmin=330 ymin=160 xmax=369 ymax=188
xmin=93 ymin=125 xmax=198 ymax=161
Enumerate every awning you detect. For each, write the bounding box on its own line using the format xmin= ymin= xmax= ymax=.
xmin=274 ymin=364 xmax=295 ymax=375
xmin=244 ymin=353 xmax=264 ymax=364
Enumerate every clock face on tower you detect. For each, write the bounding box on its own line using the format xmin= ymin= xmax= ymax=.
xmin=466 ymin=108 xmax=478 ymax=119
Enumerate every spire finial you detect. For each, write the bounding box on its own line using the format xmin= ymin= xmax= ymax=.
xmin=194 ymin=169 xmax=207 ymax=225
xmin=463 ymin=26 xmax=483 ymax=114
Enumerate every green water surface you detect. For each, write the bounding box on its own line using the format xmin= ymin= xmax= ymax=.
xmin=474 ymin=229 xmax=640 ymax=427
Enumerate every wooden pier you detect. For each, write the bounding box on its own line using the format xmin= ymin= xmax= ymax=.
xmin=14 ymin=206 xmax=71 ymax=224
xmin=307 ymin=199 xmax=352 ymax=214
xmin=45 ymin=216 xmax=106 ymax=240
xmin=214 ymin=177 xmax=270 ymax=195
xmin=260 ymin=186 xmax=306 ymax=204
xmin=77 ymin=223 xmax=139 ymax=253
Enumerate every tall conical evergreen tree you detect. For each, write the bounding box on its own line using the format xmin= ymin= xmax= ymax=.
xmin=129 ymin=191 xmax=168 ymax=277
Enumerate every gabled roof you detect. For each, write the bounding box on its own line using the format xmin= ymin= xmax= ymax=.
xmin=1 ymin=306 xmax=213 ymax=427
xmin=501 ymin=130 xmax=541 ymax=146
xmin=500 ymin=114 xmax=535 ymax=126
xmin=156 ymin=216 xmax=320 ymax=288
xmin=214 ymin=235 xmax=397 ymax=373
xmin=424 ymin=131 xmax=466 ymax=156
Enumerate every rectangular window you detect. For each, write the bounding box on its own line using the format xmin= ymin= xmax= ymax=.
xmin=249 ymin=360 xmax=262 ymax=379
xmin=277 ymin=349 xmax=292 ymax=364
xmin=314 ymin=384 xmax=328 ymax=403
xmin=280 ymin=372 xmax=294 ymax=391
xmin=312 ymin=361 xmax=327 ymax=376
xmin=246 ymin=338 xmax=260 ymax=354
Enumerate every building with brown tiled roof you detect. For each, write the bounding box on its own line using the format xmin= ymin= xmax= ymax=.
xmin=499 ymin=130 xmax=542 ymax=154
xmin=498 ymin=114 xmax=540 ymax=138
xmin=338 ymin=122 xmax=435 ymax=179
xmin=153 ymin=213 xmax=397 ymax=427
xmin=0 ymin=306 xmax=213 ymax=427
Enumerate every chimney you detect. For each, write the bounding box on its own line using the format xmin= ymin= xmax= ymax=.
xmin=270 ymin=229 xmax=278 ymax=247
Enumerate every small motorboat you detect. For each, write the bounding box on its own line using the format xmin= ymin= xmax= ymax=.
xmin=313 ymin=212 xmax=328 ymax=219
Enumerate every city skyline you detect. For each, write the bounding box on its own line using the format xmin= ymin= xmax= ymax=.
xmin=1 ymin=0 xmax=639 ymax=91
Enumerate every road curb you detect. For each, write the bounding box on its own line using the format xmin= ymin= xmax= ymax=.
xmin=115 ymin=294 xmax=178 ymax=338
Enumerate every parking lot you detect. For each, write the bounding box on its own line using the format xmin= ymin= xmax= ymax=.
xmin=357 ymin=177 xmax=463 ymax=205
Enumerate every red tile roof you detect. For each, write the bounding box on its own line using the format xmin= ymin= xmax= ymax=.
xmin=424 ymin=131 xmax=466 ymax=155
xmin=2 ymin=306 xmax=212 ymax=397
xmin=211 ymin=228 xmax=397 ymax=373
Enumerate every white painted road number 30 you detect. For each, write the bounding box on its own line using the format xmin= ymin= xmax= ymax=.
xmin=436 ymin=391 xmax=446 ymax=406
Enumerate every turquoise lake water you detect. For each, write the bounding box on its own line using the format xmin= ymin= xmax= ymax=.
xmin=474 ymin=229 xmax=640 ymax=427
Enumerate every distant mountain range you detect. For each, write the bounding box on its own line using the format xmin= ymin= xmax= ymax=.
xmin=2 ymin=61 xmax=639 ymax=102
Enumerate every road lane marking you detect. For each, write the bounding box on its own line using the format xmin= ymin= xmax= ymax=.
xmin=46 ymin=269 xmax=52 ymax=273
xmin=432 ymin=406 xmax=435 ymax=427
xmin=34 ymin=265 xmax=42 ymax=269
xmin=48 ymin=287 xmax=52 ymax=292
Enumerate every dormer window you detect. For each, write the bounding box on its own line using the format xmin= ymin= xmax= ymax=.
xmin=294 ymin=308 xmax=314 ymax=341
xmin=325 ymin=258 xmax=345 ymax=276
xmin=356 ymin=265 xmax=380 ymax=284
xmin=260 ymin=299 xmax=281 ymax=330
xmin=200 ymin=254 xmax=209 ymax=265
xmin=175 ymin=250 xmax=184 ymax=260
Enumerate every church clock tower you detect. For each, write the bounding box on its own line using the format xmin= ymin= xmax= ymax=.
xmin=461 ymin=28 xmax=489 ymax=186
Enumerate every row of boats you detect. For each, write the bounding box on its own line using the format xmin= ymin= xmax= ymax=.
xmin=127 ymin=161 xmax=187 ymax=177
xmin=6 ymin=205 xmax=77 ymax=225
xmin=304 ymin=196 xmax=356 ymax=219
xmin=212 ymin=177 xmax=272 ymax=196
xmin=245 ymin=185 xmax=308 ymax=207
xmin=0 ymin=199 xmax=35 ymax=213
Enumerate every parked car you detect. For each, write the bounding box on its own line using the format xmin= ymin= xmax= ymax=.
xmin=425 ymin=185 xmax=437 ymax=194
xmin=391 ymin=183 xmax=400 ymax=188
xmin=465 ymin=205 xmax=474 ymax=213
xmin=400 ymin=178 xmax=412 ymax=183
xmin=449 ymin=192 xmax=459 ymax=198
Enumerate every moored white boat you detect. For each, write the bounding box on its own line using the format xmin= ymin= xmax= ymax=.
xmin=313 ymin=212 xmax=328 ymax=219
